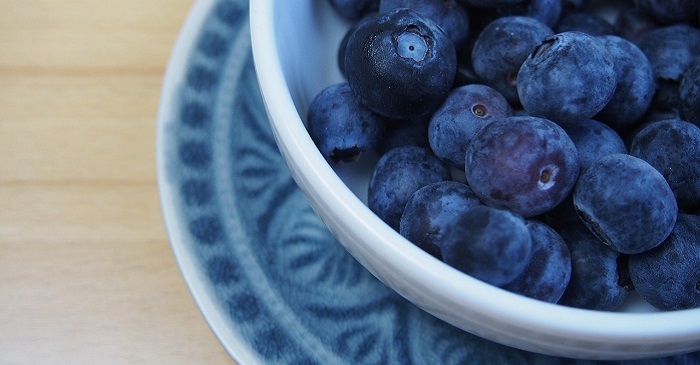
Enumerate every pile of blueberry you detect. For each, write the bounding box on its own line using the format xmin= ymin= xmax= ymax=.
xmin=307 ymin=0 xmax=700 ymax=311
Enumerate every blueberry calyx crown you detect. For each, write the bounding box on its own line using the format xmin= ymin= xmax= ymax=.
xmin=330 ymin=145 xmax=363 ymax=163
xmin=394 ymin=24 xmax=431 ymax=63
xmin=531 ymin=36 xmax=556 ymax=60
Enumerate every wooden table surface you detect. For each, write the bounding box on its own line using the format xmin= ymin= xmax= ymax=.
xmin=0 ymin=1 xmax=236 ymax=363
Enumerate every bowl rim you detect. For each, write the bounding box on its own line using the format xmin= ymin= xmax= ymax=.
xmin=250 ymin=0 xmax=700 ymax=359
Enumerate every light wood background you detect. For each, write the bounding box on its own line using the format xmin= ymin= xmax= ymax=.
xmin=0 ymin=1 xmax=236 ymax=363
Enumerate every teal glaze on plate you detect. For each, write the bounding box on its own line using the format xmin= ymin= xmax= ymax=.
xmin=160 ymin=1 xmax=700 ymax=364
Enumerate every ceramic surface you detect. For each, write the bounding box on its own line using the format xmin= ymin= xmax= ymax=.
xmin=158 ymin=0 xmax=700 ymax=363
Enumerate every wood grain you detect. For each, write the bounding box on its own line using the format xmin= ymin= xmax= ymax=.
xmin=0 ymin=1 xmax=236 ymax=363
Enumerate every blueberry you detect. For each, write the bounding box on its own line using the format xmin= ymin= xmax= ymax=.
xmin=465 ymin=116 xmax=580 ymax=218
xmin=379 ymin=0 xmax=471 ymax=49
xmin=517 ymin=31 xmax=617 ymax=126
xmin=458 ymin=0 xmax=522 ymax=7
xmin=557 ymin=221 xmax=631 ymax=311
xmin=612 ymin=6 xmax=659 ymax=45
xmin=376 ymin=114 xmax=431 ymax=155
xmin=679 ymin=61 xmax=700 ymax=126
xmin=614 ymin=108 xmax=680 ymax=147
xmin=501 ymin=220 xmax=572 ymax=303
xmin=337 ymin=14 xmax=375 ymax=78
xmin=329 ymin=0 xmax=380 ymax=20
xmin=367 ymin=146 xmax=451 ymax=230
xmin=554 ymin=11 xmax=615 ymax=36
xmin=630 ymin=119 xmax=700 ymax=212
xmin=543 ymin=193 xmax=579 ymax=231
xmin=638 ymin=24 xmax=700 ymax=111
xmin=493 ymin=0 xmax=563 ymax=28
xmin=573 ymin=153 xmax=678 ymax=255
xmin=306 ymin=82 xmax=387 ymax=163
xmin=428 ymin=84 xmax=512 ymax=169
xmin=563 ymin=119 xmax=627 ymax=171
xmin=399 ymin=181 xmax=482 ymax=259
xmin=471 ymin=16 xmax=554 ymax=106
xmin=593 ymin=35 xmax=656 ymax=129
xmin=562 ymin=0 xmax=588 ymax=12
xmin=452 ymin=45 xmax=482 ymax=87
xmin=344 ymin=8 xmax=457 ymax=119
xmin=440 ymin=205 xmax=532 ymax=287
xmin=634 ymin=0 xmax=700 ymax=25
xmin=628 ymin=213 xmax=700 ymax=311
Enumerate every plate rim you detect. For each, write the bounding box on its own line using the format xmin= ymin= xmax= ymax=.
xmin=155 ymin=0 xmax=261 ymax=364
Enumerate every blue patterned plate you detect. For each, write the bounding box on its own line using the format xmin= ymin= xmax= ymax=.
xmin=156 ymin=1 xmax=700 ymax=364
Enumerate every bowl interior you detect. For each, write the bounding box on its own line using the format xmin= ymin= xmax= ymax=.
xmin=271 ymin=2 xmax=381 ymax=202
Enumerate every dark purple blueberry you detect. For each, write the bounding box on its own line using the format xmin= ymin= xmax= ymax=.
xmin=638 ymin=24 xmax=700 ymax=111
xmin=554 ymin=11 xmax=615 ymax=36
xmin=367 ymin=146 xmax=451 ymax=230
xmin=337 ymin=26 xmax=353 ymax=78
xmin=492 ymin=0 xmax=563 ymax=28
xmin=679 ymin=62 xmax=700 ymax=126
xmin=471 ymin=16 xmax=554 ymax=106
xmin=557 ymin=221 xmax=631 ymax=311
xmin=453 ymin=42 xmax=481 ymax=87
xmin=563 ymin=119 xmax=627 ymax=171
xmin=399 ymin=181 xmax=482 ymax=259
xmin=337 ymin=14 xmax=376 ymax=78
xmin=458 ymin=0 xmax=522 ymax=8
xmin=440 ymin=205 xmax=532 ymax=287
xmin=379 ymin=0 xmax=470 ymax=49
xmin=630 ymin=119 xmax=700 ymax=212
xmin=615 ymin=108 xmax=680 ymax=148
xmin=344 ymin=8 xmax=457 ymax=119
xmin=633 ymin=0 xmax=700 ymax=25
xmin=501 ymin=220 xmax=572 ymax=303
xmin=465 ymin=116 xmax=580 ymax=218
xmin=306 ymin=82 xmax=387 ymax=163
xmin=517 ymin=31 xmax=617 ymax=126
xmin=613 ymin=7 xmax=659 ymax=45
xmin=629 ymin=213 xmax=700 ymax=311
xmin=376 ymin=114 xmax=431 ymax=155
xmin=594 ymin=35 xmax=656 ymax=129
xmin=573 ymin=153 xmax=678 ymax=255
xmin=428 ymin=84 xmax=512 ymax=169
xmin=562 ymin=0 xmax=588 ymax=12
xmin=329 ymin=0 xmax=380 ymax=20
xmin=543 ymin=193 xmax=579 ymax=231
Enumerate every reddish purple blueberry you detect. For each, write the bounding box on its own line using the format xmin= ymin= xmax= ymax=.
xmin=465 ymin=116 xmax=580 ymax=218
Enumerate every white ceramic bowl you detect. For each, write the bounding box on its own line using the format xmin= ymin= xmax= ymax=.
xmin=250 ymin=0 xmax=700 ymax=359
